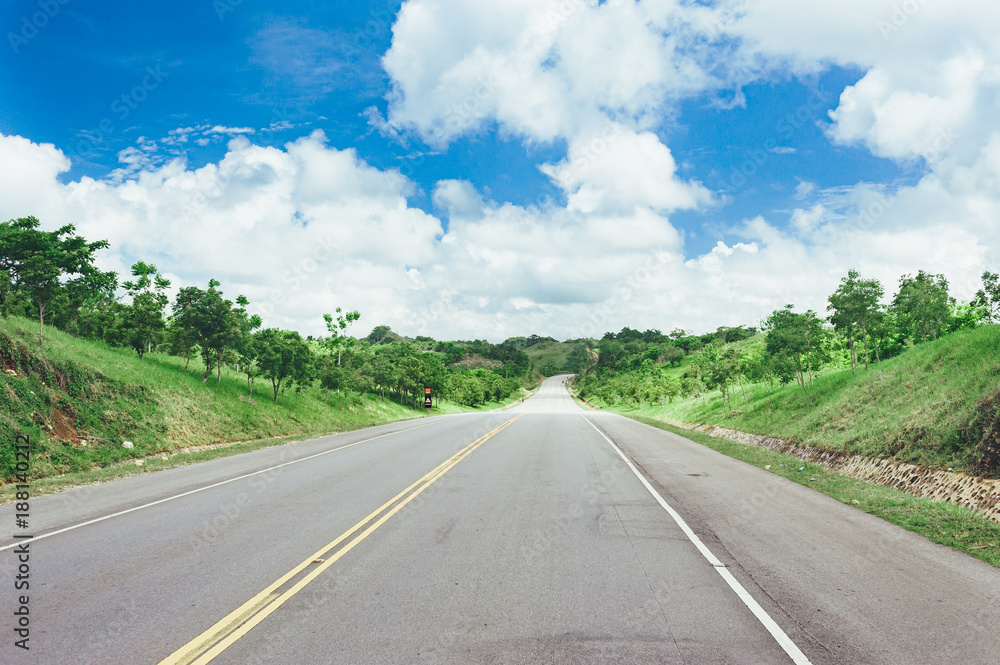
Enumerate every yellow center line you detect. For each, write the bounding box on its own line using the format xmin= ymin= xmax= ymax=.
xmin=158 ymin=414 xmax=524 ymax=665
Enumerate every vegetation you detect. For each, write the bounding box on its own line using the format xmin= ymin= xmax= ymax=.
xmin=0 ymin=216 xmax=543 ymax=484
xmin=516 ymin=337 xmax=594 ymax=377
xmin=574 ymin=269 xmax=1000 ymax=476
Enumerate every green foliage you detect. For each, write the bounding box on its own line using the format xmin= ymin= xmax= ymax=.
xmin=0 ymin=216 xmax=114 ymax=343
xmin=972 ymin=271 xmax=1000 ymax=323
xmin=323 ymin=307 xmax=361 ymax=366
xmin=892 ymin=270 xmax=953 ymax=344
xmin=763 ymin=305 xmax=828 ymax=406
xmin=255 ymin=328 xmax=315 ymax=402
xmin=171 ymin=280 xmax=259 ymax=383
xmin=122 ymin=261 xmax=171 ymax=358
xmin=519 ymin=338 xmax=591 ymax=376
xmin=0 ymin=315 xmax=440 ymax=483
xmin=827 ymin=268 xmax=885 ymax=371
xmin=598 ymin=325 xmax=1000 ymax=473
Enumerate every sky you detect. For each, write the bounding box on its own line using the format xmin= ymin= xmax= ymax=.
xmin=0 ymin=0 xmax=997 ymax=341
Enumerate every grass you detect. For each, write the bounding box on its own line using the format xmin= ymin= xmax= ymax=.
xmin=602 ymin=326 xmax=1000 ymax=473
xmin=626 ymin=414 xmax=1000 ymax=568
xmin=0 ymin=315 xmax=519 ymax=492
xmin=523 ymin=340 xmax=580 ymax=375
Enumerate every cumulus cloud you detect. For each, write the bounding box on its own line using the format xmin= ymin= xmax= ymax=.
xmin=5 ymin=0 xmax=1000 ymax=340
xmin=381 ymin=0 xmax=714 ymax=146
xmin=539 ymin=125 xmax=712 ymax=215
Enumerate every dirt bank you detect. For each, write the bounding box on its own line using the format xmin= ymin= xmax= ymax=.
xmin=665 ymin=419 xmax=1000 ymax=523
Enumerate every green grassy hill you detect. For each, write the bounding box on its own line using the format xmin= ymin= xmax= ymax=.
xmin=589 ymin=325 xmax=1000 ymax=473
xmin=523 ymin=339 xmax=592 ymax=376
xmin=0 ymin=316 xmax=493 ymax=484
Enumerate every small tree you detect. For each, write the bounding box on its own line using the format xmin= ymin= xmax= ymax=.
xmin=891 ymin=270 xmax=953 ymax=343
xmin=255 ymin=328 xmax=315 ymax=402
xmin=122 ymin=261 xmax=171 ymax=358
xmin=764 ymin=305 xmax=817 ymax=406
xmin=171 ymin=281 xmax=259 ymax=383
xmin=323 ymin=307 xmax=361 ymax=366
xmin=972 ymin=271 xmax=1000 ymax=323
xmin=239 ymin=333 xmax=261 ymax=397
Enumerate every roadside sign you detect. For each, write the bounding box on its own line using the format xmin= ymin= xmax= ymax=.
xmin=424 ymin=387 xmax=432 ymax=408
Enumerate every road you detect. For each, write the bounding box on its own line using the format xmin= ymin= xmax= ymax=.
xmin=1 ymin=376 xmax=998 ymax=664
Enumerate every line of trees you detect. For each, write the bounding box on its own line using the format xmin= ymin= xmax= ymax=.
xmin=0 ymin=216 xmax=531 ymax=407
xmin=576 ymin=268 xmax=999 ymax=411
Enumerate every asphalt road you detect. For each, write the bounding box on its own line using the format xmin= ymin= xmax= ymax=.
xmin=1 ymin=376 xmax=998 ymax=664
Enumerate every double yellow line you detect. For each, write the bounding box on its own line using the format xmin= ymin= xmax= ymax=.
xmin=159 ymin=414 xmax=524 ymax=665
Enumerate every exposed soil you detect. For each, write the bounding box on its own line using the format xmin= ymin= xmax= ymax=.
xmin=666 ymin=419 xmax=1000 ymax=523
xmin=49 ymin=405 xmax=82 ymax=444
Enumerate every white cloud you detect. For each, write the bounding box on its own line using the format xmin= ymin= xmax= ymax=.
xmin=6 ymin=1 xmax=1000 ymax=340
xmin=539 ymin=125 xmax=712 ymax=215
xmin=1 ymin=125 xmax=996 ymax=341
xmin=381 ymin=0 xmax=714 ymax=147
xmin=209 ymin=125 xmax=257 ymax=136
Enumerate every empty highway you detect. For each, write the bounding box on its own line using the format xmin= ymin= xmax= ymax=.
xmin=1 ymin=376 xmax=998 ymax=664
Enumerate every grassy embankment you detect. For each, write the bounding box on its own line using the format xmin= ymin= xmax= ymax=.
xmin=574 ymin=325 xmax=1000 ymax=566
xmin=0 ymin=315 xmax=526 ymax=498
xmin=601 ymin=325 xmax=1000 ymax=472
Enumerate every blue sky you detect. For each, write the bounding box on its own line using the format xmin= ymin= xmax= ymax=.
xmin=0 ymin=1 xmax=995 ymax=339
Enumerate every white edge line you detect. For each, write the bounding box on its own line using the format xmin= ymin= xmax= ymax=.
xmin=0 ymin=416 xmax=454 ymax=552
xmin=582 ymin=415 xmax=813 ymax=665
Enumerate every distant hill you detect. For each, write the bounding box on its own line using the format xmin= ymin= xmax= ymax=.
xmin=521 ymin=338 xmax=594 ymax=377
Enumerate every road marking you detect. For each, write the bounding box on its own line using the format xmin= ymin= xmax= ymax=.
xmin=0 ymin=416 xmax=459 ymax=552
xmin=582 ymin=416 xmax=813 ymax=665
xmin=157 ymin=413 xmax=524 ymax=665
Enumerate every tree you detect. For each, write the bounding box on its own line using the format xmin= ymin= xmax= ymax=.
xmin=891 ymin=270 xmax=953 ymax=343
xmin=122 ymin=261 xmax=171 ymax=358
xmin=764 ymin=305 xmax=825 ymax=407
xmin=168 ymin=288 xmax=203 ymax=370
xmin=171 ymin=281 xmax=259 ymax=382
xmin=323 ymin=307 xmax=361 ymax=366
xmin=74 ymin=288 xmax=123 ymax=344
xmin=827 ymin=269 xmax=885 ymax=372
xmin=827 ymin=271 xmax=860 ymax=372
xmin=317 ymin=354 xmax=343 ymax=404
xmin=255 ymin=328 xmax=315 ymax=402
xmin=239 ymin=333 xmax=261 ymax=397
xmin=972 ymin=271 xmax=1000 ymax=323
xmin=745 ymin=347 xmax=783 ymax=411
xmin=697 ymin=343 xmax=740 ymax=413
xmin=660 ymin=345 xmax=685 ymax=367
xmin=0 ymin=216 xmax=112 ymax=343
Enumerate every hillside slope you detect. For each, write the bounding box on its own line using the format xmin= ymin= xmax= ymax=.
xmin=0 ymin=316 xmax=431 ymax=482
xmin=584 ymin=325 xmax=1000 ymax=474
xmin=523 ymin=339 xmax=591 ymax=376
